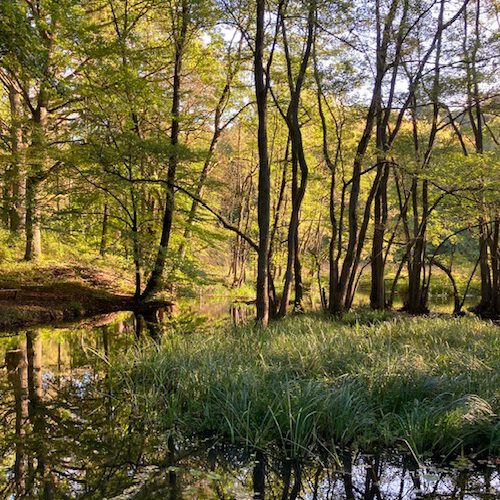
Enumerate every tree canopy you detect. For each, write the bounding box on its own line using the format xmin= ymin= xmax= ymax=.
xmin=0 ymin=0 xmax=499 ymax=321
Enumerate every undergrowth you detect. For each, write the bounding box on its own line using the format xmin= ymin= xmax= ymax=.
xmin=115 ymin=314 xmax=499 ymax=462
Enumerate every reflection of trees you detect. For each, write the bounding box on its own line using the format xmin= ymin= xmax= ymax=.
xmin=1 ymin=322 xmax=164 ymax=498
xmin=5 ymin=345 xmax=28 ymax=496
xmin=280 ymin=458 xmax=302 ymax=499
xmin=5 ymin=330 xmax=54 ymax=497
xmin=1 ymin=321 xmax=497 ymax=498
xmin=168 ymin=450 xmax=498 ymax=499
xmin=25 ymin=330 xmax=54 ymax=497
xmin=133 ymin=308 xmax=171 ymax=342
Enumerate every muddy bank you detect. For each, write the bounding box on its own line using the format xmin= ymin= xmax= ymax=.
xmin=0 ymin=283 xmax=173 ymax=330
xmin=0 ymin=264 xmax=173 ymax=330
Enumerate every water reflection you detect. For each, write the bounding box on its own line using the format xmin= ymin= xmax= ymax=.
xmin=104 ymin=448 xmax=499 ymax=499
xmin=0 ymin=310 xmax=498 ymax=499
xmin=0 ymin=315 xmax=159 ymax=498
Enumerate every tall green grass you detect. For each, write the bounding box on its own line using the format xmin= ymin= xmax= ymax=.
xmin=115 ymin=314 xmax=499 ymax=462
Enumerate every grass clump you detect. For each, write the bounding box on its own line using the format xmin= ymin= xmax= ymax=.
xmin=116 ymin=315 xmax=499 ymax=462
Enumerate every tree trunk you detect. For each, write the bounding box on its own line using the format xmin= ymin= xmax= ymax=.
xmin=254 ymin=0 xmax=271 ymax=326
xmin=24 ymin=88 xmax=48 ymax=261
xmin=433 ymin=260 xmax=462 ymax=315
xmin=142 ymin=1 xmax=188 ymax=299
xmin=8 ymin=87 xmax=26 ymax=233
xmin=490 ymin=219 xmax=500 ymax=314
xmin=178 ymin=134 xmax=218 ymax=260
xmin=404 ymin=0 xmax=445 ymax=314
xmin=24 ymin=177 xmax=41 ymax=261
xmin=405 ymin=180 xmax=429 ymax=314
xmin=100 ymin=203 xmax=108 ymax=256
xmin=178 ymin=65 xmax=236 ymax=258
xmin=370 ymin=161 xmax=389 ymax=310
xmin=369 ymin=0 xmax=409 ymax=310
xmin=277 ymin=1 xmax=315 ymax=317
xmin=132 ymin=212 xmax=142 ymax=300
xmin=475 ymin=219 xmax=494 ymax=313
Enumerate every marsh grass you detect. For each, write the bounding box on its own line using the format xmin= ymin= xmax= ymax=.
xmin=116 ymin=313 xmax=499 ymax=462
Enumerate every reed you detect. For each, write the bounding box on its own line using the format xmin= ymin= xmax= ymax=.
xmin=115 ymin=314 xmax=499 ymax=461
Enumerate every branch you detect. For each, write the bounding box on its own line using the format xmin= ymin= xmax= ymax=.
xmin=93 ymin=169 xmax=259 ymax=251
xmin=172 ymin=181 xmax=258 ymax=251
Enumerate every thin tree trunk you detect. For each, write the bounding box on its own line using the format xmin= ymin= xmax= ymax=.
xmin=178 ymin=48 xmax=240 ymax=258
xmin=370 ymin=160 xmax=389 ymax=310
xmin=254 ymin=0 xmax=271 ymax=326
xmin=178 ymin=134 xmax=218 ymax=259
xmin=142 ymin=1 xmax=188 ymax=298
xmin=100 ymin=203 xmax=109 ymax=256
xmin=433 ymin=260 xmax=462 ymax=315
xmin=490 ymin=219 xmax=500 ymax=313
xmin=476 ymin=219 xmax=493 ymax=311
xmin=278 ymin=1 xmax=315 ymax=317
xmin=313 ymin=34 xmax=343 ymax=313
xmin=8 ymin=86 xmax=25 ymax=233
xmin=465 ymin=0 xmax=499 ymax=318
xmin=370 ymin=0 xmax=409 ymax=310
xmin=131 ymin=202 xmax=141 ymax=299
xmin=404 ymin=0 xmax=444 ymax=314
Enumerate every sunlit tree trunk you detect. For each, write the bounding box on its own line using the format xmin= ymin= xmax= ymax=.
xmin=24 ymin=177 xmax=42 ymax=260
xmin=278 ymin=0 xmax=315 ymax=317
xmin=465 ymin=0 xmax=500 ymax=318
xmin=8 ymin=86 xmax=26 ymax=233
xmin=24 ymin=94 xmax=47 ymax=261
xmin=143 ymin=0 xmax=188 ymax=299
xmin=328 ymin=0 xmax=403 ymax=314
xmin=370 ymin=0 xmax=409 ymax=310
xmin=178 ymin=45 xmax=241 ymax=259
xmin=404 ymin=0 xmax=445 ymax=314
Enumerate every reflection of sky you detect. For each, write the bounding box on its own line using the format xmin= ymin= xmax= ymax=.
xmin=322 ymin=460 xmax=500 ymax=498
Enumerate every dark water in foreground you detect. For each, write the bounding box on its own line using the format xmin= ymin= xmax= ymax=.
xmin=0 ymin=302 xmax=498 ymax=499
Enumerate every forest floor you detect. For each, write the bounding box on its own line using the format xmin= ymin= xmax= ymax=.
xmin=0 ymin=261 xmax=167 ymax=330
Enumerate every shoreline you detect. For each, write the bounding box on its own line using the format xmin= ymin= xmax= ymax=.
xmin=0 ymin=283 xmax=173 ymax=331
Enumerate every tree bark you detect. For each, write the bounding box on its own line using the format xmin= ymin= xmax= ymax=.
xmin=328 ymin=0 xmax=398 ymax=313
xmin=24 ymin=95 xmax=47 ymax=261
xmin=465 ymin=0 xmax=499 ymax=318
xmin=100 ymin=203 xmax=109 ymax=256
xmin=142 ymin=1 xmax=188 ymax=299
xmin=370 ymin=0 xmax=409 ymax=310
xmin=403 ymin=0 xmax=445 ymax=314
xmin=8 ymin=86 xmax=26 ymax=233
xmin=178 ymin=46 xmax=240 ymax=258
xmin=278 ymin=0 xmax=315 ymax=317
xmin=254 ymin=0 xmax=271 ymax=326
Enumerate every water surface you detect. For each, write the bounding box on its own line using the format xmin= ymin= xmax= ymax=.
xmin=0 ymin=301 xmax=497 ymax=499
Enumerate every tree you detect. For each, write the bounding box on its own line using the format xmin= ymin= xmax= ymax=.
xmin=142 ymin=0 xmax=192 ymax=298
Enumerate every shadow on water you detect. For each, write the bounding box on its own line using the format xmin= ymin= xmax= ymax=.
xmin=0 ymin=304 xmax=498 ymax=499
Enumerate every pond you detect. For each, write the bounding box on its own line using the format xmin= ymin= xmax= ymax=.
xmin=0 ymin=301 xmax=498 ymax=499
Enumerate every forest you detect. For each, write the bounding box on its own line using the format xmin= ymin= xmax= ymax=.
xmin=0 ymin=0 xmax=499 ymax=498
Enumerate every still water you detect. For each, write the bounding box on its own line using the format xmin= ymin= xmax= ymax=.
xmin=0 ymin=300 xmax=498 ymax=499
